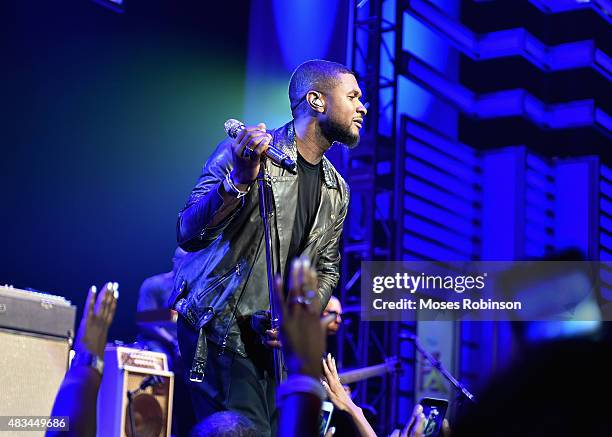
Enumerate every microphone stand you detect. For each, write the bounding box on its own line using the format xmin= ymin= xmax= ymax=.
xmin=258 ymin=158 xmax=285 ymax=386
xmin=127 ymin=390 xmax=136 ymax=437
xmin=407 ymin=333 xmax=476 ymax=403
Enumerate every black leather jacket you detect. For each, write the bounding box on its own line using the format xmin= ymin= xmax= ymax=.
xmin=169 ymin=121 xmax=349 ymax=357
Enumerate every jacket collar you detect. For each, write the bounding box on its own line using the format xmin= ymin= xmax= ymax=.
xmin=272 ymin=120 xmax=339 ymax=190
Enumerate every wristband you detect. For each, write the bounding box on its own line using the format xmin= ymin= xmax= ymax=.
xmin=72 ymin=351 xmax=104 ymax=376
xmin=222 ymin=172 xmax=250 ymax=199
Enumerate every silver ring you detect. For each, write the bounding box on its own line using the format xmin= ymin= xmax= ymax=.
xmin=289 ymin=295 xmax=313 ymax=305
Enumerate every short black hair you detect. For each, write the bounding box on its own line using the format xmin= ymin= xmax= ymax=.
xmin=288 ymin=59 xmax=356 ymax=116
xmin=190 ymin=411 xmax=258 ymax=437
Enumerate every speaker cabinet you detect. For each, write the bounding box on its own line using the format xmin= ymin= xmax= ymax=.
xmin=97 ymin=346 xmax=174 ymax=437
xmin=0 ymin=330 xmax=71 ymax=437
xmin=0 ymin=286 xmax=75 ymax=437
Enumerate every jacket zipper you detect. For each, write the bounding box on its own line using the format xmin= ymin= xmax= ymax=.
xmin=196 ymin=263 xmax=242 ymax=299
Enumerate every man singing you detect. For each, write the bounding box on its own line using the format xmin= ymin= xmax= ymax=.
xmin=170 ymin=59 xmax=367 ymax=436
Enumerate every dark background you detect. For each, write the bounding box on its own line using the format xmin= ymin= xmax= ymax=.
xmin=1 ymin=0 xmax=251 ymax=341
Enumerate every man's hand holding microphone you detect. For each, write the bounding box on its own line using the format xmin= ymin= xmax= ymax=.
xmin=230 ymin=122 xmax=273 ymax=187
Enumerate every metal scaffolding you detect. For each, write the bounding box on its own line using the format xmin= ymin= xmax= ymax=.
xmin=339 ymin=0 xmax=402 ymax=433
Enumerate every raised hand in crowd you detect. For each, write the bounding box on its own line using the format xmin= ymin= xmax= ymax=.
xmin=47 ymin=282 xmax=118 ymax=437
xmin=275 ymin=257 xmax=333 ymax=377
xmin=253 ymin=255 xmax=331 ymax=352
xmin=75 ymin=282 xmax=118 ymax=358
xmin=274 ymin=257 xmax=335 ymax=437
xmin=321 ymin=353 xmax=377 ymax=437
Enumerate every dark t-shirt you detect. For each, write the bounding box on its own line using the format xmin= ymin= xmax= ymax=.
xmin=285 ymin=151 xmax=322 ymax=277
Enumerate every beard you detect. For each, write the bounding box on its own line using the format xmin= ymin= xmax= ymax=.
xmin=320 ymin=115 xmax=360 ymax=149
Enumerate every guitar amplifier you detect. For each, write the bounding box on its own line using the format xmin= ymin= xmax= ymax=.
xmin=0 ymin=286 xmax=76 ymax=437
xmin=97 ymin=346 xmax=174 ymax=437
xmin=0 ymin=285 xmax=76 ymax=337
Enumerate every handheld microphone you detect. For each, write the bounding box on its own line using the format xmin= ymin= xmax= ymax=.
xmin=224 ymin=119 xmax=297 ymax=173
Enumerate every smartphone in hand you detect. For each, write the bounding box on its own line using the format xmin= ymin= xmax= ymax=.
xmin=419 ymin=397 xmax=448 ymax=437
xmin=319 ymin=400 xmax=334 ymax=436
